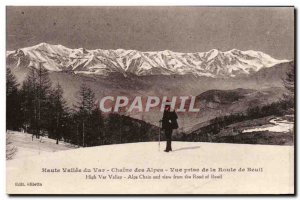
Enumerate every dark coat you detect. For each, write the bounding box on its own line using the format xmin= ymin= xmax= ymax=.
xmin=162 ymin=110 xmax=178 ymax=130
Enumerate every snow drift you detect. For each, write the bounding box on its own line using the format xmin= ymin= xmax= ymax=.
xmin=7 ymin=139 xmax=294 ymax=194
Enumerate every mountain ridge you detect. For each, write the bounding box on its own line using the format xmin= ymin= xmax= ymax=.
xmin=6 ymin=42 xmax=290 ymax=78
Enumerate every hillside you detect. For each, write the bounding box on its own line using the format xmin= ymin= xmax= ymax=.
xmin=6 ymin=131 xmax=77 ymax=160
xmin=174 ymin=87 xmax=286 ymax=132
xmin=185 ymin=112 xmax=294 ymax=146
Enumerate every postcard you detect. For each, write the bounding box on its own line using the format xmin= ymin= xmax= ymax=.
xmin=6 ymin=6 xmax=295 ymax=194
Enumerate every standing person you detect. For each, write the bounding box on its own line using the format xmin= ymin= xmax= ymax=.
xmin=162 ymin=104 xmax=178 ymax=152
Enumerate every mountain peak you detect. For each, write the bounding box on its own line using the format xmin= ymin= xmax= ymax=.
xmin=33 ymin=42 xmax=54 ymax=48
xmin=6 ymin=43 xmax=290 ymax=78
xmin=229 ymin=49 xmax=240 ymax=53
xmin=209 ymin=48 xmax=220 ymax=52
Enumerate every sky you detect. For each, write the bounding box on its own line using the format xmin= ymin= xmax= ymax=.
xmin=6 ymin=6 xmax=294 ymax=59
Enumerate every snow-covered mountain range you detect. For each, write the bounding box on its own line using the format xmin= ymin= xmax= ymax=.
xmin=6 ymin=43 xmax=289 ymax=78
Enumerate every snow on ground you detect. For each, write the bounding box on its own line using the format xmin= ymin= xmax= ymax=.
xmin=7 ymin=141 xmax=294 ymax=194
xmin=6 ymin=131 xmax=77 ymax=159
xmin=242 ymin=118 xmax=294 ymax=133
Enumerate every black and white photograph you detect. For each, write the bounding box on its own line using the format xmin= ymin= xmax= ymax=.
xmin=5 ymin=6 xmax=295 ymax=195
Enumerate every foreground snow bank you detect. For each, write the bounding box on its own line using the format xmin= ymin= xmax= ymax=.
xmin=7 ymin=141 xmax=294 ymax=194
xmin=6 ymin=131 xmax=77 ymax=159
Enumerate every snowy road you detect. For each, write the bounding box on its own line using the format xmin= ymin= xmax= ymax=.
xmin=242 ymin=117 xmax=294 ymax=133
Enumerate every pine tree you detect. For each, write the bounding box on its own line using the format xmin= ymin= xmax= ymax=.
xmin=6 ymin=68 xmax=22 ymax=130
xmin=21 ymin=63 xmax=52 ymax=138
xmin=77 ymin=84 xmax=95 ymax=115
xmin=86 ymin=108 xmax=104 ymax=146
xmin=105 ymin=113 xmax=121 ymax=144
xmin=74 ymin=84 xmax=104 ymax=147
xmin=20 ymin=69 xmax=37 ymax=135
xmin=49 ymin=82 xmax=68 ymax=144
xmin=36 ymin=63 xmax=52 ymax=137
